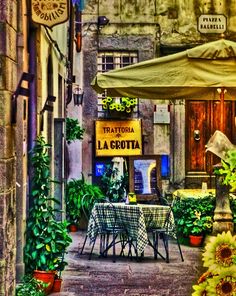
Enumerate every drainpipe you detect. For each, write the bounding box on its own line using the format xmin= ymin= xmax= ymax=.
xmin=66 ymin=2 xmax=74 ymax=105
xmin=28 ymin=26 xmax=37 ymax=209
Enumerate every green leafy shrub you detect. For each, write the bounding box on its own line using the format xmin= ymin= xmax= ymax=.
xmin=66 ymin=118 xmax=84 ymax=144
xmin=16 ymin=275 xmax=46 ymax=296
xmin=24 ymin=136 xmax=72 ymax=273
xmin=100 ymin=165 xmax=129 ymax=202
xmin=65 ymin=175 xmax=104 ymax=224
xmin=172 ymin=196 xmax=215 ymax=236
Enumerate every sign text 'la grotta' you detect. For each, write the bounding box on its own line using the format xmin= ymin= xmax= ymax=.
xmin=31 ymin=0 xmax=69 ymax=28
xmin=95 ymin=120 xmax=142 ymax=157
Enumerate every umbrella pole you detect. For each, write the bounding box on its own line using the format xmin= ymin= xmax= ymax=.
xmin=218 ymin=87 xmax=226 ymax=131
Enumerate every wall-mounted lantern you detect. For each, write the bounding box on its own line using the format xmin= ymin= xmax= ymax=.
xmin=73 ymin=86 xmax=84 ymax=106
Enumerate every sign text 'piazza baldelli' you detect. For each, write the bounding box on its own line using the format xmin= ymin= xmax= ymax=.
xmin=31 ymin=0 xmax=69 ymax=28
xmin=95 ymin=120 xmax=142 ymax=157
xmin=198 ymin=14 xmax=226 ymax=34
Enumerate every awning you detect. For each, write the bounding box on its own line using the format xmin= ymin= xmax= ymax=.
xmin=91 ymin=39 xmax=236 ymax=100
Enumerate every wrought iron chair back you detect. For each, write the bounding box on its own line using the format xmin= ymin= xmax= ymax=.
xmin=146 ymin=192 xmax=184 ymax=263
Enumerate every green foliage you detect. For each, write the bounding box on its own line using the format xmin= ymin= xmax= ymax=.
xmin=172 ymin=196 xmax=215 ymax=236
xmin=16 ymin=275 xmax=46 ymax=296
xmin=100 ymin=165 xmax=129 ymax=202
xmin=219 ymin=150 xmax=236 ymax=191
xmin=65 ymin=175 xmax=104 ymax=224
xmin=66 ymin=118 xmax=84 ymax=144
xmin=24 ymin=135 xmax=72 ymax=274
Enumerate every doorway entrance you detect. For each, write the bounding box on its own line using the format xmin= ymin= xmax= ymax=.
xmin=185 ymin=100 xmax=236 ymax=188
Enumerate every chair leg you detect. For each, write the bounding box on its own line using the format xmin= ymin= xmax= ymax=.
xmin=88 ymin=238 xmax=97 ymax=260
xmin=80 ymin=234 xmax=88 ymax=255
xmin=162 ymin=234 xmax=169 ymax=263
xmin=153 ymin=232 xmax=158 ymax=260
xmin=176 ymin=237 xmax=184 ymax=262
xmin=112 ymin=232 xmax=116 ymax=263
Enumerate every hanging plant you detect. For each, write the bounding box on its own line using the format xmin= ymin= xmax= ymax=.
xmin=66 ymin=118 xmax=84 ymax=144
xmin=101 ymin=96 xmax=138 ymax=114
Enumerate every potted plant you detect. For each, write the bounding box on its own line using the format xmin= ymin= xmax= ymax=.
xmin=24 ymin=136 xmax=72 ymax=294
xmin=66 ymin=117 xmax=84 ymax=144
xmin=65 ymin=175 xmax=104 ymax=230
xmin=173 ymin=196 xmax=215 ymax=246
xmin=16 ymin=275 xmax=47 ymax=296
xmin=188 ymin=214 xmax=213 ymax=246
xmin=100 ymin=165 xmax=129 ymax=202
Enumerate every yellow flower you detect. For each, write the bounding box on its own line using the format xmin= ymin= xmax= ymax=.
xmin=202 ymin=231 xmax=236 ymax=274
xmin=116 ymin=104 xmax=121 ymax=111
xmin=106 ymin=96 xmax=113 ymax=103
xmin=195 ymin=211 xmax=201 ymax=220
xmin=102 ymin=103 xmax=108 ymax=110
xmin=192 ymin=281 xmax=209 ymax=296
xmin=109 ymin=103 xmax=115 ymax=110
xmin=207 ymin=268 xmax=236 ymax=296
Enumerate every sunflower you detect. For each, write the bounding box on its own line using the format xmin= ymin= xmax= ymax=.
xmin=202 ymin=231 xmax=236 ymax=274
xmin=192 ymin=280 xmax=209 ymax=296
xmin=207 ymin=268 xmax=236 ymax=296
xmin=198 ymin=271 xmax=214 ymax=284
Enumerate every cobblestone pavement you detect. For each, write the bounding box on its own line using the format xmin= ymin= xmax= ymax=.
xmin=51 ymin=231 xmax=206 ymax=296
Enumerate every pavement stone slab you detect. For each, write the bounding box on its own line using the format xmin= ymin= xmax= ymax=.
xmin=51 ymin=231 xmax=206 ymax=296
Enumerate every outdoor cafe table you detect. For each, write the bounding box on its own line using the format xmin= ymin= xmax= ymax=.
xmin=173 ymin=189 xmax=236 ymax=199
xmin=86 ymin=202 xmax=174 ymax=256
xmin=172 ymin=189 xmax=215 ymax=199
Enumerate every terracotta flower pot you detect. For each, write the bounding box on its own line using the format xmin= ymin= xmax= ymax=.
xmin=33 ymin=270 xmax=55 ymax=295
xmin=189 ymin=235 xmax=203 ymax=247
xmin=69 ymin=224 xmax=78 ymax=232
xmin=51 ymin=278 xmax=63 ymax=293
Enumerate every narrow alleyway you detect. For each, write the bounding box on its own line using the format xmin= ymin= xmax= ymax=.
xmin=51 ymin=231 xmax=205 ymax=296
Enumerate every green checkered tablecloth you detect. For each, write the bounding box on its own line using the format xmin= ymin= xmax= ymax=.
xmin=87 ymin=203 xmax=174 ymax=254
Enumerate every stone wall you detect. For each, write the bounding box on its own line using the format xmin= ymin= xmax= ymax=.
xmin=0 ymin=0 xmax=17 ymax=295
xmin=82 ymin=0 xmax=236 ymax=187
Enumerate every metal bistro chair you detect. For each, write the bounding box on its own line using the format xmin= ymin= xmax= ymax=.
xmin=79 ymin=196 xmax=107 ymax=260
xmin=97 ymin=202 xmax=128 ymax=263
xmin=147 ymin=195 xmax=184 ymax=263
xmin=79 ymin=194 xmax=96 ymax=259
xmin=80 ymin=200 xmax=127 ymax=262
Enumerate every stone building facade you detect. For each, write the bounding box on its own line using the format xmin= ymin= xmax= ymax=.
xmin=0 ymin=0 xmax=70 ymax=294
xmin=0 ymin=1 xmax=20 ymax=294
xmin=80 ymin=0 xmax=236 ymax=191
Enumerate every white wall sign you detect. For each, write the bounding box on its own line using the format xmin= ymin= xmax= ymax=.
xmin=31 ymin=0 xmax=69 ymax=28
xmin=153 ymin=105 xmax=170 ymax=124
xmin=198 ymin=14 xmax=226 ymax=34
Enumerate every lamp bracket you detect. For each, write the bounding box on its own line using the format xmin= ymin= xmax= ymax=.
xmin=11 ymin=72 xmax=34 ymax=124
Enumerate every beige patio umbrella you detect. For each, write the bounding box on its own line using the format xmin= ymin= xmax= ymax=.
xmin=91 ymin=39 xmax=236 ymax=100
xmin=91 ymin=38 xmax=236 ymax=130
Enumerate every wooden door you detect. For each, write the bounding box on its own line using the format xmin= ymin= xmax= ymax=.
xmin=185 ymin=100 xmax=236 ymax=188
